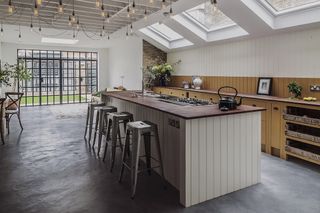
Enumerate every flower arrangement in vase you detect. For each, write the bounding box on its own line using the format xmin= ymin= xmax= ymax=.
xmin=288 ymin=81 xmax=302 ymax=99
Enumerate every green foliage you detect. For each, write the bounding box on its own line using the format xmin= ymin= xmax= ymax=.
xmin=12 ymin=59 xmax=32 ymax=81
xmin=288 ymin=81 xmax=302 ymax=98
xmin=0 ymin=62 xmax=13 ymax=86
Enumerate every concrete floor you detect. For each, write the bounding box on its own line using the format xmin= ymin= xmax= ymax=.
xmin=0 ymin=104 xmax=320 ymax=213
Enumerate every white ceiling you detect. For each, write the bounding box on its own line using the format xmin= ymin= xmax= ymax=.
xmin=1 ymin=0 xmax=320 ymax=51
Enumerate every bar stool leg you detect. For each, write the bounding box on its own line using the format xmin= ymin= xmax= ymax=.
xmin=119 ymin=128 xmax=130 ymax=183
xmin=97 ymin=111 xmax=105 ymax=155
xmin=118 ymin=126 xmax=123 ymax=151
xmin=92 ymin=110 xmax=100 ymax=148
xmin=84 ymin=105 xmax=90 ymax=138
xmin=110 ymin=118 xmax=118 ymax=172
xmin=88 ymin=107 xmax=95 ymax=144
xmin=154 ymin=126 xmax=166 ymax=186
xmin=131 ymin=130 xmax=141 ymax=199
xmin=106 ymin=119 xmax=112 ymax=141
xmin=143 ymin=132 xmax=152 ymax=176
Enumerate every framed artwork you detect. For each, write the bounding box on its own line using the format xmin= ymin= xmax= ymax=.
xmin=257 ymin=78 xmax=272 ymax=95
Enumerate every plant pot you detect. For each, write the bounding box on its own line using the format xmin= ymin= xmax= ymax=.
xmin=159 ymin=76 xmax=167 ymax=87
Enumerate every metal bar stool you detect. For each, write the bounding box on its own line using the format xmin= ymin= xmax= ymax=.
xmin=84 ymin=102 xmax=105 ymax=143
xmin=103 ymin=112 xmax=134 ymax=172
xmin=92 ymin=106 xmax=117 ymax=155
xmin=119 ymin=121 xmax=165 ymax=199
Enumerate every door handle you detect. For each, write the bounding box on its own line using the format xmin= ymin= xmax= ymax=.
xmin=273 ymin=107 xmax=279 ymax=110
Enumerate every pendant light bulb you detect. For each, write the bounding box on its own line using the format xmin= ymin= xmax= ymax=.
xmin=58 ymin=0 xmax=64 ymax=13
xmin=149 ymin=0 xmax=154 ymax=4
xmin=18 ymin=33 xmax=21 ymax=41
xmin=162 ymin=0 xmax=166 ymax=9
xmin=1 ymin=26 xmax=4 ymax=37
xmin=30 ymin=23 xmax=33 ymax=32
xmin=144 ymin=9 xmax=147 ymax=21
xmin=71 ymin=11 xmax=76 ymax=22
xmin=130 ymin=24 xmax=133 ymax=34
xmin=108 ymin=35 xmax=110 ymax=40
xmin=39 ymin=26 xmax=42 ymax=35
xmin=34 ymin=3 xmax=39 ymax=16
xmin=68 ymin=16 xmax=72 ymax=26
xmin=36 ymin=0 xmax=42 ymax=6
xmin=101 ymin=4 xmax=105 ymax=17
xmin=132 ymin=1 xmax=136 ymax=13
xmin=96 ymin=0 xmax=100 ymax=8
xmin=8 ymin=0 xmax=14 ymax=14
xmin=76 ymin=19 xmax=80 ymax=30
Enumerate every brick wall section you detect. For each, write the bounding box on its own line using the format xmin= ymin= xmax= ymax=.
xmin=143 ymin=40 xmax=167 ymax=68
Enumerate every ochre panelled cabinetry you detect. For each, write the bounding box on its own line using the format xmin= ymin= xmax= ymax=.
xmin=242 ymin=99 xmax=271 ymax=153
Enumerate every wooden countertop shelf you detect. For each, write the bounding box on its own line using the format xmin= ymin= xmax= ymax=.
xmin=157 ymin=86 xmax=320 ymax=107
xmin=102 ymin=91 xmax=265 ymax=120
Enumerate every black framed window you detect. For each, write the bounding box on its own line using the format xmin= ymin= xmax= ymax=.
xmin=17 ymin=49 xmax=98 ymax=106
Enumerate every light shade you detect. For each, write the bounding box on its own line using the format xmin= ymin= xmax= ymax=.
xmin=41 ymin=37 xmax=79 ymax=44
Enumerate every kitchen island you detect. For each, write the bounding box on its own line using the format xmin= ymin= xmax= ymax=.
xmin=102 ymin=91 xmax=264 ymax=207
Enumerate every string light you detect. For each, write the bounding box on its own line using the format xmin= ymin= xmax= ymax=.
xmin=58 ymin=0 xmax=64 ymax=13
xmin=130 ymin=23 xmax=133 ymax=34
xmin=144 ymin=8 xmax=147 ymax=20
xmin=132 ymin=0 xmax=136 ymax=14
xmin=68 ymin=16 xmax=72 ymax=26
xmin=8 ymin=0 xmax=14 ymax=14
xmin=169 ymin=1 xmax=173 ymax=17
xmin=0 ymin=23 xmax=4 ymax=37
xmin=126 ymin=25 xmax=129 ymax=39
xmin=30 ymin=16 xmax=34 ymax=31
xmin=107 ymin=34 xmax=110 ymax=40
xmin=73 ymin=29 xmax=76 ymax=39
xmin=76 ymin=18 xmax=80 ymax=30
xmin=106 ymin=13 xmax=110 ymax=23
xmin=71 ymin=0 xmax=76 ymax=22
xmin=101 ymin=3 xmax=105 ymax=17
xmin=18 ymin=25 xmax=21 ymax=41
xmin=34 ymin=2 xmax=39 ymax=16
xmin=127 ymin=6 xmax=130 ymax=18
xmin=36 ymin=0 xmax=42 ymax=6
xmin=162 ymin=0 xmax=166 ymax=9
xmin=96 ymin=0 xmax=100 ymax=8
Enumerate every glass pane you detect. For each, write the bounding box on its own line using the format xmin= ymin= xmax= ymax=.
xmin=18 ymin=50 xmax=26 ymax=58
xmin=148 ymin=23 xmax=183 ymax=41
xmin=265 ymin=0 xmax=320 ymax=11
xmin=186 ymin=2 xmax=235 ymax=31
xmin=92 ymin=53 xmax=97 ymax=60
xmin=26 ymin=50 xmax=32 ymax=58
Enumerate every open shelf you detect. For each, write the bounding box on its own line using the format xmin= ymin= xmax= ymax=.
xmin=284 ymin=106 xmax=320 ymax=165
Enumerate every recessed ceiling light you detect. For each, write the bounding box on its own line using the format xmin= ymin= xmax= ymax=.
xmin=41 ymin=37 xmax=79 ymax=44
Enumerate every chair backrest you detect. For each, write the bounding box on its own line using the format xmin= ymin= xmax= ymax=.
xmin=5 ymin=92 xmax=24 ymax=111
xmin=0 ymin=98 xmax=6 ymax=118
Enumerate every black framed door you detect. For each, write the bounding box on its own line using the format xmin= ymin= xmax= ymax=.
xmin=18 ymin=49 xmax=98 ymax=106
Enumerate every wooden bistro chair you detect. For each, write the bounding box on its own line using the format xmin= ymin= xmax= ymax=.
xmin=5 ymin=92 xmax=24 ymax=134
xmin=0 ymin=98 xmax=6 ymax=144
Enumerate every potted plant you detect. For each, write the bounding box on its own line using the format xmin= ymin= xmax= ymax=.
xmin=10 ymin=59 xmax=32 ymax=92
xmin=288 ymin=81 xmax=302 ymax=99
xmin=0 ymin=62 xmax=13 ymax=96
xmin=150 ymin=60 xmax=181 ymax=87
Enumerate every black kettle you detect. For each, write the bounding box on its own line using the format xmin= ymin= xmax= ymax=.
xmin=218 ymin=86 xmax=242 ymax=111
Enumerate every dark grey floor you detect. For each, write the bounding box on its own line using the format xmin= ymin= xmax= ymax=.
xmin=1 ymin=104 xmax=320 ymax=213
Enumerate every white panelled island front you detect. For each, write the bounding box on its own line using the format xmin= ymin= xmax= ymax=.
xmin=103 ymin=91 xmax=264 ymax=207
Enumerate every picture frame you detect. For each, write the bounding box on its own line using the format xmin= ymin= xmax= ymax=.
xmin=257 ymin=78 xmax=272 ymax=95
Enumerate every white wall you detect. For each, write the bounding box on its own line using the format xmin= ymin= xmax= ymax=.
xmin=0 ymin=42 xmax=109 ymax=90
xmin=108 ymin=37 xmax=143 ymax=90
xmin=168 ymin=27 xmax=320 ymax=78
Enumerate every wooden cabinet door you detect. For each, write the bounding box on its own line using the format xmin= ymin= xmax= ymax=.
xmin=243 ymin=98 xmax=269 ymax=152
xmin=271 ymin=103 xmax=283 ymax=151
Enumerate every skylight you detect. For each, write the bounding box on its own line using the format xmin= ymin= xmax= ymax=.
xmin=147 ymin=23 xmax=184 ymax=41
xmin=184 ymin=2 xmax=235 ymax=32
xmin=139 ymin=23 xmax=193 ymax=49
xmin=265 ymin=0 xmax=320 ymax=11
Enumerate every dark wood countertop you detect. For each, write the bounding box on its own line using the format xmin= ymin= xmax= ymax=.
xmin=103 ymin=91 xmax=265 ymax=120
xmin=162 ymin=87 xmax=320 ymax=107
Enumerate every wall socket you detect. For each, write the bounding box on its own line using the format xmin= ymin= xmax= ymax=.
xmin=310 ymin=85 xmax=320 ymax=92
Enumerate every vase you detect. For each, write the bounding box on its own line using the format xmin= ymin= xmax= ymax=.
xmin=159 ymin=76 xmax=167 ymax=87
xmin=193 ymin=76 xmax=203 ymax=90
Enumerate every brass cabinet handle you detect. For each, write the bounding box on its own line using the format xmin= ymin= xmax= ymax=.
xmin=252 ymin=104 xmax=257 ymax=107
xmin=273 ymin=107 xmax=279 ymax=110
